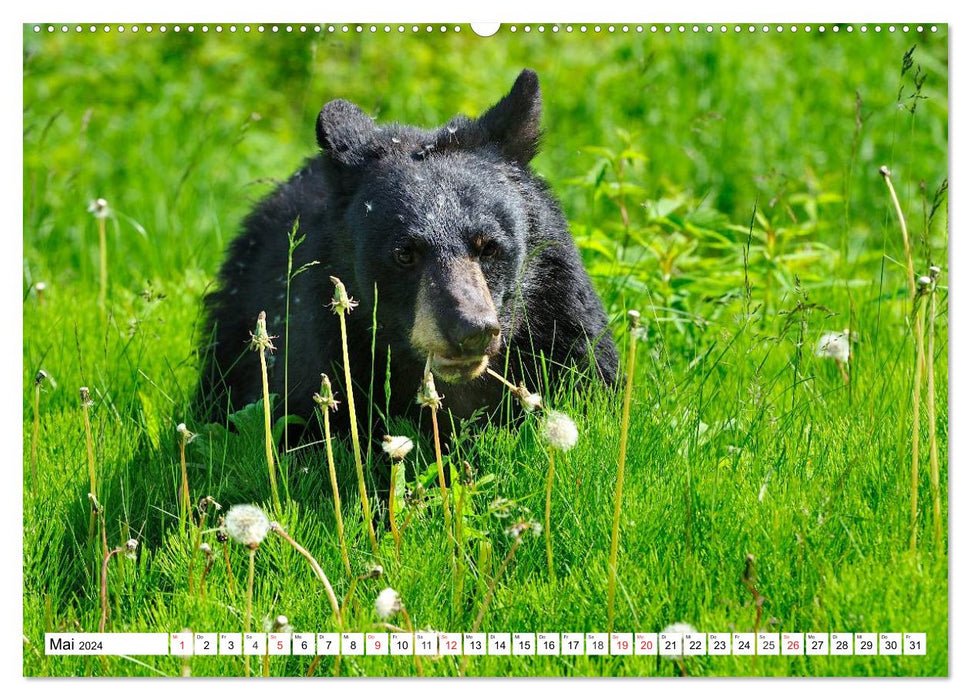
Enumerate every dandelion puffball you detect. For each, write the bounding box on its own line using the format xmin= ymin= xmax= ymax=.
xmin=375 ymin=587 xmax=402 ymax=619
xmin=224 ymin=504 xmax=271 ymax=549
xmin=661 ymin=621 xmax=698 ymax=660
xmin=516 ymin=385 xmax=543 ymax=413
xmin=815 ymin=330 xmax=850 ymax=364
xmin=382 ymin=435 xmax=414 ymax=461
xmin=87 ymin=198 xmax=110 ymax=219
xmin=540 ymin=410 xmax=579 ymax=452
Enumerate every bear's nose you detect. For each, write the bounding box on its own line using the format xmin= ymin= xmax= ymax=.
xmin=450 ymin=318 xmax=500 ymax=356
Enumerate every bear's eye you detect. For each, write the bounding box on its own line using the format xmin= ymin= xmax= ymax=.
xmin=393 ymin=246 xmax=417 ymax=268
xmin=480 ymin=240 xmax=501 ymax=259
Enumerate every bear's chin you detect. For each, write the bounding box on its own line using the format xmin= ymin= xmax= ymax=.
xmin=429 ymin=354 xmax=490 ymax=384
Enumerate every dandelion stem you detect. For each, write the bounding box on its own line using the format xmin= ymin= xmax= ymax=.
xmin=244 ymin=549 xmax=255 ymax=678
xmin=607 ymin=310 xmax=639 ymax=633
xmin=323 ymin=407 xmax=353 ymax=577
xmin=461 ymin=537 xmax=521 ymax=676
xmin=485 ymin=367 xmax=519 ymax=393
xmin=99 ymin=546 xmax=123 ymax=633
xmin=97 ymin=216 xmax=107 ymax=310
xmin=222 ymin=542 xmax=235 ymax=597
xmin=30 ymin=381 xmax=41 ymax=489
xmin=270 ymin=523 xmax=343 ymax=628
xmin=178 ymin=435 xmax=191 ymax=529
xmin=389 ymin=460 xmax=402 ymax=559
xmin=337 ymin=310 xmax=378 ymax=553
xmin=544 ymin=448 xmax=555 ymax=579
xmin=927 ymin=285 xmax=942 ymax=549
xmin=399 ymin=606 xmax=424 ymax=677
xmin=258 ymin=347 xmax=282 ymax=513
xmin=80 ymin=388 xmax=98 ymax=547
xmin=881 ymin=166 xmax=926 ymax=552
xmin=430 ymin=405 xmax=452 ymax=529
xmin=453 ymin=479 xmax=466 ymax=610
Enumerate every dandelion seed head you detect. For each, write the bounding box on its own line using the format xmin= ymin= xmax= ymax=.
xmin=268 ymin=614 xmax=292 ymax=633
xmin=505 ymin=519 xmax=542 ymax=540
xmin=540 ymin=410 xmax=579 ymax=452
xmin=124 ymin=538 xmax=138 ymax=559
xmin=814 ymin=330 xmax=850 ymax=364
xmin=199 ymin=542 xmax=212 ymax=555
xmin=87 ymin=198 xmax=111 ymax=219
xmin=382 ymin=435 xmax=414 ymax=460
xmin=224 ymin=504 xmax=271 ymax=548
xmin=375 ymin=587 xmax=402 ymax=619
xmin=366 ymin=563 xmax=384 ymax=579
xmin=512 ymin=381 xmax=542 ymax=413
xmin=661 ymin=621 xmax=698 ymax=660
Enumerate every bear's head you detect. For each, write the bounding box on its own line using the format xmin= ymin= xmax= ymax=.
xmin=315 ymin=70 xmax=543 ymax=384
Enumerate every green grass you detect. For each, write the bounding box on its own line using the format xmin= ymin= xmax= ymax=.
xmin=22 ymin=24 xmax=948 ymax=677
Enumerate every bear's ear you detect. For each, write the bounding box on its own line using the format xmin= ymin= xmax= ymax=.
xmin=316 ymin=99 xmax=379 ymax=166
xmin=474 ymin=69 xmax=543 ymax=165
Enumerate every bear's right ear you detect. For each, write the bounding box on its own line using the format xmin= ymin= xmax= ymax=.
xmin=316 ymin=99 xmax=379 ymax=167
xmin=475 ymin=69 xmax=543 ymax=165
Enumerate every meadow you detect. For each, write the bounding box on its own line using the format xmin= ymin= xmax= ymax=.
xmin=22 ymin=24 xmax=948 ymax=677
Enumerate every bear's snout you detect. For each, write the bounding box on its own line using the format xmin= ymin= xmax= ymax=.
xmin=446 ymin=316 xmax=500 ymax=356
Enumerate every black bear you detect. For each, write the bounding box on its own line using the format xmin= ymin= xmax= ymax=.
xmin=198 ymin=69 xmax=618 ymax=434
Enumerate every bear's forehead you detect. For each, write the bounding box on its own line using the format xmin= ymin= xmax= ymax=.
xmin=365 ymin=154 xmax=520 ymax=230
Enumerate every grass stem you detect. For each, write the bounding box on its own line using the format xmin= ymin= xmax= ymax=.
xmin=331 ymin=277 xmax=378 ymax=553
xmin=270 ymin=523 xmax=343 ymax=627
xmin=607 ymin=310 xmax=639 ymax=632
xmin=881 ymin=166 xmax=926 ymax=552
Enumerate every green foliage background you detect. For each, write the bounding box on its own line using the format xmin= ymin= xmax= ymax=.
xmin=23 ymin=24 xmax=948 ymax=677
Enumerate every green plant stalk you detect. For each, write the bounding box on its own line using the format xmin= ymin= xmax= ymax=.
xmin=882 ymin=166 xmax=925 ymax=552
xmin=323 ymin=408 xmax=353 ymax=578
xmin=98 ymin=545 xmax=123 ymax=633
xmin=187 ymin=510 xmax=210 ymax=596
xmin=430 ymin=405 xmax=452 ymax=530
xmin=97 ymin=216 xmax=107 ymax=310
xmin=337 ymin=311 xmax=378 ymax=553
xmin=244 ymin=548 xmax=256 ymax=678
xmin=178 ymin=437 xmax=190 ymax=529
xmin=544 ymin=448 xmax=555 ymax=579
xmin=400 ymin=605 xmax=424 ymax=677
xmin=30 ymin=382 xmax=40 ymax=488
xmin=927 ymin=288 xmax=941 ymax=548
xmin=81 ymin=397 xmax=98 ymax=546
xmin=223 ymin=543 xmax=235 ymax=597
xmin=607 ymin=313 xmax=639 ymax=633
xmin=271 ymin=523 xmax=343 ymax=628
xmin=460 ymin=537 xmax=521 ymax=676
xmin=258 ymin=347 xmax=282 ymax=513
xmin=453 ymin=481 xmax=466 ymax=610
xmin=389 ymin=460 xmax=402 ymax=560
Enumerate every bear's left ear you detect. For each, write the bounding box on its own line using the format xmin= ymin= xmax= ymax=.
xmin=473 ymin=69 xmax=543 ymax=165
xmin=316 ymin=99 xmax=379 ymax=167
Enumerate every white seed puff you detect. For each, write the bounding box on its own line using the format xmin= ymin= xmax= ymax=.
xmin=661 ymin=621 xmax=698 ymax=660
xmin=382 ymin=435 xmax=414 ymax=461
xmin=539 ymin=410 xmax=579 ymax=452
xmin=224 ymin=504 xmax=271 ymax=549
xmin=815 ymin=330 xmax=850 ymax=364
xmin=375 ymin=587 xmax=402 ymax=619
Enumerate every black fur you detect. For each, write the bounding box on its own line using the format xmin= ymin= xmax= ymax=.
xmin=197 ymin=69 xmax=618 ymax=434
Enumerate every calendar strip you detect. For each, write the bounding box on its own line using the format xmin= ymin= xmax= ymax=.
xmin=43 ymin=632 xmax=927 ymax=657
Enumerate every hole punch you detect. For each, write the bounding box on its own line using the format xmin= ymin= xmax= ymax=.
xmin=471 ymin=23 xmax=500 ymax=37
